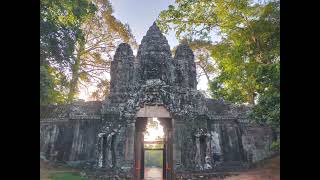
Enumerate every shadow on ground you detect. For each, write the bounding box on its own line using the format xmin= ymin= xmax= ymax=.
xmin=214 ymin=155 xmax=280 ymax=180
xmin=41 ymin=155 xmax=280 ymax=180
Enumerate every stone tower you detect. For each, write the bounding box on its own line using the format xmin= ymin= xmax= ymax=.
xmin=40 ymin=22 xmax=275 ymax=179
xmin=110 ymin=43 xmax=134 ymax=103
xmin=174 ymin=43 xmax=197 ymax=88
xmin=135 ymin=22 xmax=175 ymax=84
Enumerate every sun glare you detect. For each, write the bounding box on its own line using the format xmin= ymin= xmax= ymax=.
xmin=144 ymin=118 xmax=164 ymax=141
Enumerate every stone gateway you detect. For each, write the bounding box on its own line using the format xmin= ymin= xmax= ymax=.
xmin=40 ymin=22 xmax=275 ymax=179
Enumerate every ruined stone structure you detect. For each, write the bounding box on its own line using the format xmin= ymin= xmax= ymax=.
xmin=40 ymin=23 xmax=275 ymax=179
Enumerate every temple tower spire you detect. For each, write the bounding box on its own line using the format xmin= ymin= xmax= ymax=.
xmin=136 ymin=22 xmax=175 ymax=84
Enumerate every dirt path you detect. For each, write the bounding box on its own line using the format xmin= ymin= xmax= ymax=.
xmin=144 ymin=167 xmax=163 ymax=179
xmin=41 ymin=156 xmax=279 ymax=180
xmin=216 ymin=156 xmax=280 ymax=180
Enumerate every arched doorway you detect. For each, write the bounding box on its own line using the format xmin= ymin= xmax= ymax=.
xmin=134 ymin=106 xmax=173 ymax=180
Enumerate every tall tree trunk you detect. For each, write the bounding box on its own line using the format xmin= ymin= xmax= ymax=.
xmin=67 ymin=59 xmax=80 ymax=102
xmin=248 ymin=92 xmax=255 ymax=105
xmin=67 ymin=43 xmax=84 ymax=102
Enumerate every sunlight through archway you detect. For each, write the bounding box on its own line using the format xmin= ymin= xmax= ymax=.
xmin=144 ymin=118 xmax=164 ymax=141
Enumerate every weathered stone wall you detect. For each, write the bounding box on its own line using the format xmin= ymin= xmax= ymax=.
xmin=40 ymin=119 xmax=102 ymax=164
xmin=240 ymin=124 xmax=274 ymax=163
xmin=40 ymin=22 xmax=276 ymax=177
xmin=40 ymin=101 xmax=103 ymax=166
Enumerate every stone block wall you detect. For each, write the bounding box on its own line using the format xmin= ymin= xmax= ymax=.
xmin=40 ymin=119 xmax=103 ymax=164
xmin=240 ymin=124 xmax=274 ymax=163
xmin=40 ymin=101 xmax=103 ymax=166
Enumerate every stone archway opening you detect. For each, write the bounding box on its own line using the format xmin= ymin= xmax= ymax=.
xmin=134 ymin=106 xmax=173 ymax=180
xmin=144 ymin=118 xmax=165 ymax=179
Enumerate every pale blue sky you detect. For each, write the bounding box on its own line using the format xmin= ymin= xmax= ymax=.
xmin=109 ymin=0 xmax=210 ymax=94
xmin=110 ymin=0 xmax=179 ymax=48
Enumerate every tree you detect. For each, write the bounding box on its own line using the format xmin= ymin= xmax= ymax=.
xmin=40 ymin=0 xmax=96 ymax=105
xmin=40 ymin=0 xmax=137 ymax=104
xmin=89 ymin=79 xmax=110 ymax=101
xmin=145 ymin=150 xmax=163 ymax=167
xmin=172 ymin=39 xmax=217 ymax=84
xmin=40 ymin=65 xmax=69 ymax=105
xmin=158 ymin=0 xmax=280 ymax=147
xmin=67 ymin=0 xmax=137 ymax=102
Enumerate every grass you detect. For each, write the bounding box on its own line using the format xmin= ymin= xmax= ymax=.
xmin=41 ymin=160 xmax=88 ymax=180
xmin=49 ymin=172 xmax=87 ymax=180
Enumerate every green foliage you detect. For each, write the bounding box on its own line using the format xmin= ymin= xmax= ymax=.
xmin=49 ymin=172 xmax=87 ymax=180
xmin=40 ymin=0 xmax=96 ymax=65
xmin=89 ymin=79 xmax=110 ymax=101
xmin=158 ymin=0 xmax=280 ymax=140
xmin=158 ymin=0 xmax=219 ymax=40
xmin=40 ymin=0 xmax=137 ymax=104
xmin=270 ymin=139 xmax=280 ymax=151
xmin=144 ymin=143 xmax=164 ymax=149
xmin=250 ymin=63 xmax=280 ymax=130
xmin=145 ymin=150 xmax=163 ymax=168
xmin=208 ymin=0 xmax=279 ymax=105
xmin=73 ymin=0 xmax=137 ymax=102
xmin=40 ymin=0 xmax=96 ymax=105
xmin=40 ymin=64 xmax=68 ymax=105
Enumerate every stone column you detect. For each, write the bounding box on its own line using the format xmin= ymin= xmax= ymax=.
xmin=141 ymin=137 xmax=144 ymax=179
xmin=134 ymin=118 xmax=147 ymax=180
xmin=204 ymin=133 xmax=213 ymax=170
xmin=104 ymin=132 xmax=114 ymax=168
xmin=134 ymin=131 xmax=143 ymax=180
xmin=97 ymin=133 xmax=104 ymax=168
xmin=195 ymin=136 xmax=202 ymax=170
xmin=126 ymin=123 xmax=135 ymax=164
xmin=166 ymin=129 xmax=174 ymax=180
xmin=173 ymin=120 xmax=182 ymax=170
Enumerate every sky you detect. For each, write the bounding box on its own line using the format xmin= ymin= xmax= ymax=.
xmin=79 ymin=0 xmax=209 ymax=100
xmin=110 ymin=0 xmax=209 ymax=91
xmin=110 ymin=0 xmax=178 ymax=48
xmin=144 ymin=118 xmax=164 ymax=141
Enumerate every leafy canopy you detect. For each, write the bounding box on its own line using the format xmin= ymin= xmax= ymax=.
xmin=158 ymin=0 xmax=280 ymax=145
xmin=40 ymin=0 xmax=96 ymax=105
xmin=40 ymin=0 xmax=137 ymax=105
